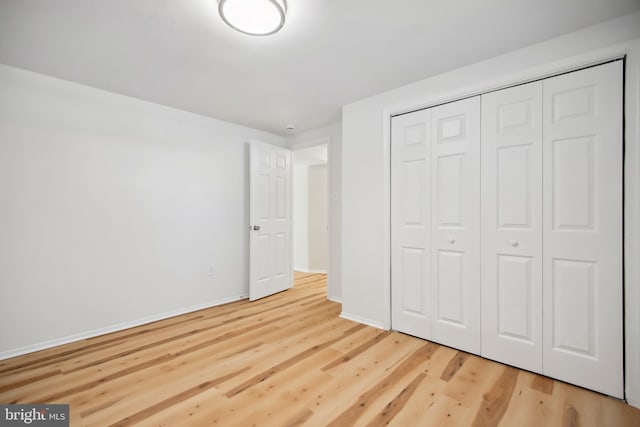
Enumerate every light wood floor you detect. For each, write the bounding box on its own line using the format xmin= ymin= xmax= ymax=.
xmin=1 ymin=272 xmax=638 ymax=426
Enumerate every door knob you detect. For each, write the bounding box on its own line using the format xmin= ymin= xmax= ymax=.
xmin=252 ymin=225 xmax=261 ymax=231
xmin=510 ymin=239 xmax=519 ymax=247
xmin=448 ymin=237 xmax=455 ymax=244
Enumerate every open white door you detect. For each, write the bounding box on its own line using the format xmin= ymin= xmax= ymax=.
xmin=249 ymin=140 xmax=292 ymax=301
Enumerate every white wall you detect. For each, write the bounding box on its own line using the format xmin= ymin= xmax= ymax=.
xmin=293 ymin=158 xmax=309 ymax=271
xmin=342 ymin=12 xmax=640 ymax=406
xmin=308 ymin=164 xmax=328 ymax=272
xmin=288 ymin=122 xmax=342 ymax=301
xmin=0 ymin=64 xmax=285 ymax=358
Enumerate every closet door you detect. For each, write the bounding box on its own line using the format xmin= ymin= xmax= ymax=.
xmin=543 ymin=61 xmax=623 ymax=398
xmin=430 ymin=97 xmax=481 ymax=353
xmin=480 ymin=82 xmax=543 ymax=372
xmin=391 ymin=109 xmax=432 ymax=339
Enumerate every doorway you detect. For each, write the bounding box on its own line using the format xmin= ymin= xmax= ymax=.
xmin=292 ymin=144 xmax=328 ymax=275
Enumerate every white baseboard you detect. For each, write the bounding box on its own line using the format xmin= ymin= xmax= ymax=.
xmin=327 ymin=296 xmax=343 ymax=304
xmin=340 ymin=311 xmax=387 ymax=330
xmin=0 ymin=294 xmax=248 ymax=361
xmin=294 ymin=268 xmax=327 ymax=274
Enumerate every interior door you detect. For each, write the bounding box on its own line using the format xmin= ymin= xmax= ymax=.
xmin=542 ymin=61 xmax=623 ymax=398
xmin=481 ymin=81 xmax=543 ymax=372
xmin=391 ymin=109 xmax=432 ymax=339
xmin=430 ymin=96 xmax=481 ymax=353
xmin=249 ymin=140 xmax=292 ymax=301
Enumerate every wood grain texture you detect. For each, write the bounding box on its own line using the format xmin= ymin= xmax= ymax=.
xmin=365 ymin=372 xmax=426 ymax=427
xmin=441 ymin=351 xmax=471 ymax=382
xmin=0 ymin=272 xmax=638 ymax=426
xmin=471 ymin=366 xmax=519 ymax=427
xmin=531 ymin=374 xmax=555 ymax=395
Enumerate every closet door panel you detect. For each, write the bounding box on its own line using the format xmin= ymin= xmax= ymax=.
xmin=543 ymin=61 xmax=623 ymax=398
xmin=431 ymin=96 xmax=481 ymax=353
xmin=481 ymin=82 xmax=543 ymax=372
xmin=391 ymin=110 xmax=432 ymax=339
xmin=436 ymin=250 xmax=464 ymax=324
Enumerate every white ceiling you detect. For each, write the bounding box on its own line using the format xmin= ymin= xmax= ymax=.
xmin=1 ymin=1 xmax=638 ymax=136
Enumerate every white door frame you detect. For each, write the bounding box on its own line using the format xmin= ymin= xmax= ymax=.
xmin=290 ymin=136 xmax=339 ymax=301
xmin=382 ymin=39 xmax=640 ymax=406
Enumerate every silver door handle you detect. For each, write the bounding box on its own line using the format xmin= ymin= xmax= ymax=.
xmin=252 ymin=225 xmax=261 ymax=231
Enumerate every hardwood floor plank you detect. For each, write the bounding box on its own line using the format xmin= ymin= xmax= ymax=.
xmin=0 ymin=368 xmax=61 ymax=393
xmin=498 ymin=385 xmax=558 ymax=427
xmin=531 ymin=374 xmax=555 ymax=395
xmin=79 ymin=307 xmax=344 ymax=422
xmin=37 ymin=316 xmax=291 ymax=403
xmin=88 ymin=312 xmax=342 ymax=424
xmin=365 ymin=372 xmax=427 ymax=427
xmin=1 ymin=272 xmax=638 ymax=426
xmin=295 ymin=333 xmax=427 ymax=424
xmin=440 ymin=351 xmax=471 ymax=382
xmin=282 ymin=408 xmax=314 ymax=427
xmin=421 ymin=344 xmax=459 ymax=378
xmin=77 ymin=331 xmax=275 ymax=423
xmin=470 ymin=366 xmax=519 ymax=427
xmin=442 ymin=355 xmax=505 ymax=408
xmin=563 ymin=404 xmax=580 ymax=427
xmin=385 ymin=372 xmax=448 ymax=427
xmin=225 ymin=323 xmax=365 ymax=397
xmin=320 ymin=332 xmax=423 ymax=380
xmin=110 ymin=366 xmax=250 ymax=427
xmin=217 ymin=316 xmax=357 ymax=394
xmin=321 ymin=331 xmax=392 ymax=372
xmin=233 ymin=348 xmax=342 ymax=426
xmin=0 ymin=314 xmax=207 ymax=376
xmin=128 ymin=387 xmax=232 ymax=427
xmin=326 ymin=342 xmax=438 ymax=426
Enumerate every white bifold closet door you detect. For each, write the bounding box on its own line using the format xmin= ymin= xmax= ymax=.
xmin=391 ymin=60 xmax=622 ymax=398
xmin=391 ymin=108 xmax=432 ymax=340
xmin=430 ymin=97 xmax=481 ymax=353
xmin=481 ymin=81 xmax=543 ymax=372
xmin=542 ymin=61 xmax=623 ymax=398
xmin=391 ymin=97 xmax=481 ymax=353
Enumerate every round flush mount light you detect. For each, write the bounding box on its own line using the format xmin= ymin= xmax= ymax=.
xmin=218 ymin=0 xmax=286 ymax=36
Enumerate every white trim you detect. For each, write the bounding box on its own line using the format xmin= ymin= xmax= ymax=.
xmin=326 ymin=137 xmax=337 ymax=303
xmin=0 ymin=294 xmax=247 ymax=361
xmin=382 ymin=39 xmax=640 ymax=407
xmin=340 ymin=311 xmax=386 ymax=330
xmin=328 ymin=296 xmax=343 ymax=304
xmin=381 ymin=110 xmax=392 ymax=330
xmin=385 ymin=45 xmax=627 ymax=118
xmin=624 ymin=40 xmax=640 ymax=409
xmin=294 ymin=268 xmax=327 ymax=274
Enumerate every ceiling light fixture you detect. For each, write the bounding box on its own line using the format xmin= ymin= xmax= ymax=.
xmin=218 ymin=0 xmax=286 ymax=36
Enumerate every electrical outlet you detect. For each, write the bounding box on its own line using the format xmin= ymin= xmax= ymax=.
xmin=208 ymin=266 xmax=215 ymax=277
